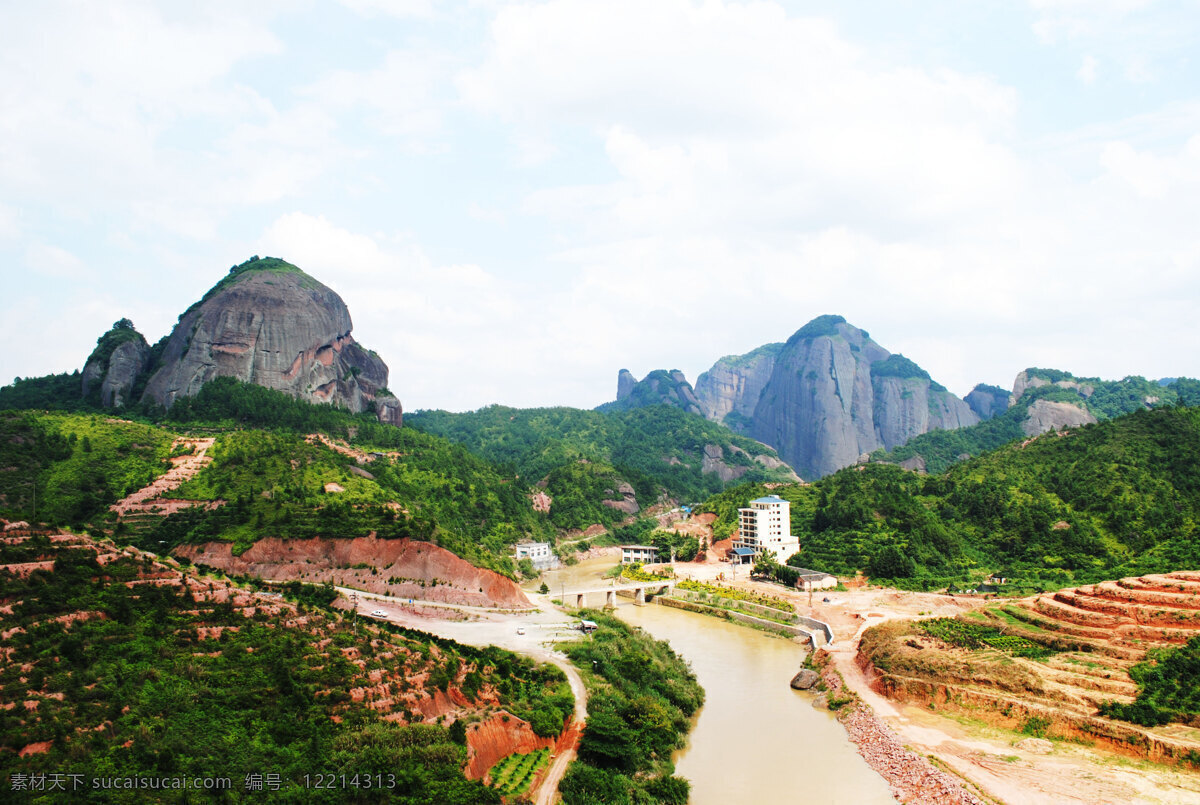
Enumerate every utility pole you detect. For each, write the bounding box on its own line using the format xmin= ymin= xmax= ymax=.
xmin=350 ymin=592 xmax=358 ymax=635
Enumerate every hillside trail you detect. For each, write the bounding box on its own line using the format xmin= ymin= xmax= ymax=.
xmin=109 ymin=437 xmax=220 ymax=516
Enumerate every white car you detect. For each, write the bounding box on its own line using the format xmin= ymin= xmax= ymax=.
xmin=516 ymin=627 xmax=526 ymax=635
xmin=370 ymin=609 xmax=388 ymax=617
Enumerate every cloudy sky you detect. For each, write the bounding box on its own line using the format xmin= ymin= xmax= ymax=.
xmin=3 ymin=0 xmax=1198 ymax=412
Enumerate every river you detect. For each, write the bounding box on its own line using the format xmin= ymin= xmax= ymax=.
xmin=530 ymin=556 xmax=894 ymax=804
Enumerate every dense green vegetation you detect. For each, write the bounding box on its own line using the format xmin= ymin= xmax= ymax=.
xmin=1 ymin=381 xmax=562 ymax=575
xmin=871 ymin=354 xmax=931 ymax=382
xmin=0 ymin=372 xmax=94 ymax=413
xmin=701 ymin=407 xmax=1200 ymax=590
xmin=558 ymin=611 xmax=702 ymax=805
xmin=883 ymin=371 xmax=1199 ymax=474
xmin=785 ymin=314 xmax=846 ymax=344
xmin=407 ymin=403 xmax=797 ymax=514
xmin=1100 ymin=637 xmax=1200 ymax=727
xmin=151 ymin=429 xmax=550 ymax=574
xmin=0 ymin=537 xmax=570 ymax=803
xmin=0 ymin=412 xmax=173 ymax=527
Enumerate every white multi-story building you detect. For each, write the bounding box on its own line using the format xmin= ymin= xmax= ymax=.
xmin=732 ymin=495 xmax=799 ymax=564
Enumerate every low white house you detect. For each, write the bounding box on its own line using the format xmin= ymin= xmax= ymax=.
xmin=515 ymin=541 xmax=556 ymax=570
xmin=621 ymin=545 xmax=658 ymax=564
xmin=792 ymin=567 xmax=838 ymax=590
xmin=732 ymin=495 xmax=799 ymax=564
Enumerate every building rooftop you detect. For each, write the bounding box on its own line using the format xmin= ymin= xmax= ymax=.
xmin=621 ymin=545 xmax=658 ymax=551
xmin=750 ymin=495 xmax=786 ymax=504
xmin=731 ymin=547 xmax=758 ymax=556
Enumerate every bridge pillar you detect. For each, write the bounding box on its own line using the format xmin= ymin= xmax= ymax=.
xmin=576 ymin=593 xmax=584 ymax=608
xmin=605 ymin=590 xmax=615 ymax=608
xmin=635 ymin=586 xmax=645 ymax=606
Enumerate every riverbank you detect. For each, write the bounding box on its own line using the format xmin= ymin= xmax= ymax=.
xmin=813 ymin=653 xmax=986 ymax=804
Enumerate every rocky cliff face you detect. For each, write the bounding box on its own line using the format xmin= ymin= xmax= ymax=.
xmin=616 ymin=369 xmax=637 ymax=401
xmin=80 ymin=320 xmax=150 ymax=408
xmin=694 ymin=343 xmax=782 ymax=428
xmin=604 ymin=369 xmax=705 ymax=416
xmin=1021 ymin=398 xmax=1097 ymax=436
xmin=748 ymin=316 xmax=978 ymax=478
xmin=965 ymin=384 xmax=1012 ymax=421
xmin=141 ymin=257 xmax=400 ymax=423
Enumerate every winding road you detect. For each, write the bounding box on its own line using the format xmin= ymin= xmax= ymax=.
xmin=338 ymin=587 xmax=587 ymax=804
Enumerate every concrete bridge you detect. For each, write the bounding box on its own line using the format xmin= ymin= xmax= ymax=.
xmin=562 ymin=579 xmax=676 ymax=608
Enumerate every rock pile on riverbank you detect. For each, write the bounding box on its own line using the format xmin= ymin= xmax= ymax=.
xmin=820 ymin=665 xmax=984 ymax=804
xmin=841 ymin=706 xmax=984 ymax=804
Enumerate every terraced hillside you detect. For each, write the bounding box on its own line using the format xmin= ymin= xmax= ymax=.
xmin=0 ymin=527 xmax=573 ymax=801
xmin=859 ymin=571 xmax=1200 ymax=767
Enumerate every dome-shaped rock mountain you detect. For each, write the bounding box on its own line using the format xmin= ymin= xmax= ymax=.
xmin=142 ymin=257 xmax=401 ymax=424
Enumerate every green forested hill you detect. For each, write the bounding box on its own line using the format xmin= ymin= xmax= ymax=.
xmin=1 ymin=381 xmax=556 ymax=576
xmin=406 ymin=404 xmax=797 ymax=511
xmin=879 ymin=375 xmax=1200 ymax=474
xmin=703 ymin=407 xmax=1200 ymax=591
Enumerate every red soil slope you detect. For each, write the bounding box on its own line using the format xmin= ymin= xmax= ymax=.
xmin=175 ymin=536 xmax=530 ymax=608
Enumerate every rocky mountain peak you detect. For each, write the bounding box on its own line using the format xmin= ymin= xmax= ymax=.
xmin=81 ymin=318 xmax=150 ymax=408
xmin=141 ymin=257 xmax=401 ymax=424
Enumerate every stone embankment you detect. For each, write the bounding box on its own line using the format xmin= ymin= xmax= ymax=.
xmin=839 ymin=705 xmax=984 ymax=805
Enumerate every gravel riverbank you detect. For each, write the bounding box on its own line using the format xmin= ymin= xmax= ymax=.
xmin=821 ymin=667 xmax=986 ymax=805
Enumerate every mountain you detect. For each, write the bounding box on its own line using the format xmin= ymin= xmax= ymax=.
xmin=142 ymin=256 xmax=401 ymax=424
xmin=963 ymin=383 xmax=1011 ymax=421
xmin=602 ymin=369 xmax=704 ymax=416
xmin=880 ymin=369 xmax=1200 ymax=474
xmin=609 ymin=315 xmax=977 ymax=479
xmin=0 ymin=257 xmax=402 ymax=425
xmin=80 ymin=318 xmax=150 ymax=408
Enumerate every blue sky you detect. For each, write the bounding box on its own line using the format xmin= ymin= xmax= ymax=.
xmin=2 ymin=0 xmax=1198 ymax=411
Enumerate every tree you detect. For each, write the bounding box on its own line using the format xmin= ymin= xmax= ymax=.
xmin=752 ymin=548 xmax=779 ymax=579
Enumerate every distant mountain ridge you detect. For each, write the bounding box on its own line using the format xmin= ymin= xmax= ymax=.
xmin=881 ymin=368 xmax=1200 ymax=473
xmin=608 ymin=315 xmax=977 ymax=478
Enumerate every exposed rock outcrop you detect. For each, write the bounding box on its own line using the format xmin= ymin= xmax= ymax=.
xmin=748 ymin=316 xmax=978 ymax=479
xmin=616 ymin=368 xmax=636 ymax=401
xmin=964 ymin=383 xmax=1011 ymax=421
xmin=80 ymin=319 xmax=150 ymax=408
xmin=694 ymin=343 xmax=783 ymax=427
xmin=1021 ymin=399 xmax=1097 ymax=437
xmin=605 ymin=369 xmax=704 ymax=415
xmin=141 ymin=257 xmax=398 ymax=424
xmin=601 ymin=481 xmax=640 ymax=515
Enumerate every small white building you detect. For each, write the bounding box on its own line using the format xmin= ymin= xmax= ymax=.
xmin=792 ymin=567 xmax=838 ymax=590
xmin=515 ymin=541 xmax=556 ymax=570
xmin=733 ymin=495 xmax=799 ymax=564
xmin=621 ymin=545 xmax=658 ymax=564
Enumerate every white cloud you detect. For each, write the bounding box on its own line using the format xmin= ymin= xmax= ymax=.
xmin=337 ymin=0 xmax=435 ymax=19
xmin=1078 ymin=54 xmax=1099 ymax=83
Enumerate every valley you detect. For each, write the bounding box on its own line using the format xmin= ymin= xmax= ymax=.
xmin=3 ymin=259 xmax=1200 ymax=803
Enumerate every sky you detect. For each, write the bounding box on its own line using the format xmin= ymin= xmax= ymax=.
xmin=2 ymin=0 xmax=1198 ymax=412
